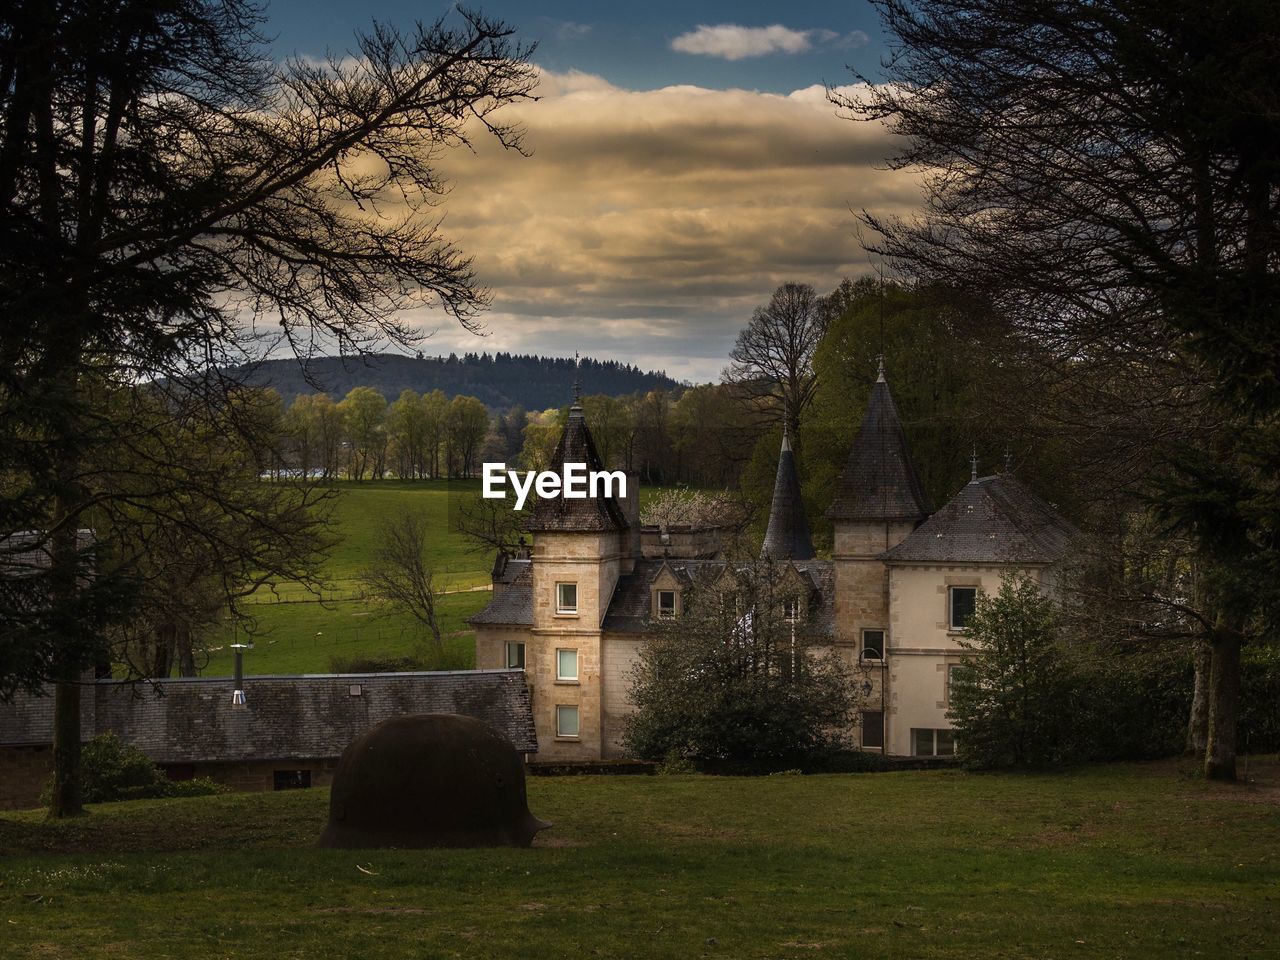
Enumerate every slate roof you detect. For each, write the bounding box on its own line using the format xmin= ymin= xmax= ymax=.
xmin=0 ymin=669 xmax=537 ymax=757
xmin=526 ymin=404 xmax=629 ymax=532
xmin=881 ymin=473 xmax=1078 ymax=565
xmin=827 ymin=374 xmax=933 ymax=521
xmin=761 ymin=432 xmax=815 ymax=561
xmin=601 ymin=559 xmax=835 ymax=637
xmin=469 ymin=559 xmax=534 ymax=627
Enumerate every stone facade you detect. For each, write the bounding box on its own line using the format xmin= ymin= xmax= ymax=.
xmin=472 ymin=377 xmax=1077 ymax=761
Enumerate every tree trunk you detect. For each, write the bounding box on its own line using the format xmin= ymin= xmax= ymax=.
xmin=1187 ymin=638 xmax=1211 ymax=756
xmin=1204 ymin=632 xmax=1240 ymax=781
xmin=50 ymin=671 xmax=83 ymax=817
xmin=177 ymin=624 xmax=197 ymax=677
xmin=49 ymin=458 xmax=87 ymax=817
xmin=152 ymin=622 xmax=175 ymax=677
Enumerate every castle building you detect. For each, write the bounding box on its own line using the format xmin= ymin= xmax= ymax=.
xmin=471 ymin=369 xmax=1077 ymax=761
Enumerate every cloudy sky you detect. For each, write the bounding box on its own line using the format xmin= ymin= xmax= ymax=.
xmin=266 ymin=2 xmax=921 ymax=383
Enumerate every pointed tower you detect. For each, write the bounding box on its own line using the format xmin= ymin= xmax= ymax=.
xmin=761 ymin=429 xmax=815 ymax=561
xmin=523 ymin=385 xmax=633 ymax=761
xmin=827 ymin=358 xmax=933 ymax=525
xmin=827 ymin=360 xmax=932 ymax=749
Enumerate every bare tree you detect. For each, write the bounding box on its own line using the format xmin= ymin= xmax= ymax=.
xmin=0 ymin=2 xmax=535 ymax=814
xmin=361 ymin=511 xmax=444 ymax=653
xmin=839 ymin=0 xmax=1280 ymax=780
xmin=723 ymin=282 xmax=828 ymax=442
xmin=453 ymin=493 xmax=527 ymax=556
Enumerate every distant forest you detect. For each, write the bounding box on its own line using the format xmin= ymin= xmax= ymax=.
xmin=233 ymin=352 xmax=681 ymax=410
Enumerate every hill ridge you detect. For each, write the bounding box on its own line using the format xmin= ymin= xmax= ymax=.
xmin=232 ymin=352 xmax=681 ymax=410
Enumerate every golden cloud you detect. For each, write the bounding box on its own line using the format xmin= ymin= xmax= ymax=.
xmin=407 ymin=69 xmax=923 ymax=382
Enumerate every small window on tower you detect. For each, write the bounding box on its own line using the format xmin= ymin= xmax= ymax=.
xmin=556 ymin=648 xmax=579 ymax=682
xmin=505 ymin=641 xmax=525 ymax=670
xmin=556 ymin=704 xmax=580 ymax=739
xmin=556 ymin=582 xmax=578 ymax=615
xmin=862 ymin=629 xmax=885 ymax=660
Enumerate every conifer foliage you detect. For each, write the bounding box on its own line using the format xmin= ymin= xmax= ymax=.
xmin=947 ymin=576 xmax=1075 ymax=769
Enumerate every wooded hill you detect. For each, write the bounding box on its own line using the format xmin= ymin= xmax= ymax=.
xmin=233 ymin=352 xmax=681 ymax=410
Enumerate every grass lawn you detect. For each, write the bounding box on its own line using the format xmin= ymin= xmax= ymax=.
xmin=257 ymin=479 xmax=493 ymax=603
xmin=1 ymin=759 xmax=1278 ymax=959
xmin=203 ymin=591 xmax=490 ymax=675
xmin=209 ymin=477 xmax=681 ymax=675
xmin=209 ymin=480 xmax=493 ymax=674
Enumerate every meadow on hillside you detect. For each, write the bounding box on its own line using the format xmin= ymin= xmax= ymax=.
xmin=205 ymin=480 xmax=492 ymax=676
xmin=202 ymin=479 xmax=676 ymax=676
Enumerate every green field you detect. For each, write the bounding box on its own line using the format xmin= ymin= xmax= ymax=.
xmin=257 ymin=479 xmax=493 ymax=601
xmin=2 ymin=760 xmax=1278 ymax=958
xmin=210 ymin=480 xmax=493 ymax=676
xmin=208 ymin=478 xmax=685 ymax=676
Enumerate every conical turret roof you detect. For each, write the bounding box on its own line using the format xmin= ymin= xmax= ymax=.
xmin=827 ymin=369 xmax=933 ymax=521
xmin=761 ymin=430 xmax=815 ymax=561
xmin=526 ymin=400 xmax=628 ymax=533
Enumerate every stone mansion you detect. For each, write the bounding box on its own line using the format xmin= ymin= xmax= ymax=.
xmin=470 ymin=367 xmax=1077 ymax=760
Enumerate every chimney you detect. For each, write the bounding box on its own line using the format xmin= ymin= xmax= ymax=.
xmin=231 ymin=643 xmax=249 ymax=706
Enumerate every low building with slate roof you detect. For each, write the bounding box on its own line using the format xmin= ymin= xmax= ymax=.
xmin=471 ymin=363 xmax=1079 ymax=762
xmin=0 ymin=669 xmax=535 ymax=809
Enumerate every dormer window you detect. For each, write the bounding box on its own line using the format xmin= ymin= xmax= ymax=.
xmin=657 ymin=589 xmax=677 ymax=618
xmin=556 ymin=582 xmax=578 ymax=615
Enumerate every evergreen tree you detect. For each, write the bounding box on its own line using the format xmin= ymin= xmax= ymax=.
xmin=948 ymin=576 xmax=1076 ymax=768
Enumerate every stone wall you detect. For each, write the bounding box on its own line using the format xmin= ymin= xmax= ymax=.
xmin=0 ymin=669 xmax=536 ymax=807
xmin=601 ymin=633 xmax=643 ymax=758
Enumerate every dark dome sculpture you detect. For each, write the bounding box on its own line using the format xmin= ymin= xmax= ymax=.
xmin=318 ymin=713 xmax=550 ymax=849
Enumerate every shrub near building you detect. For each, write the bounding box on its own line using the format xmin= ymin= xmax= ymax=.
xmin=42 ymin=733 xmax=224 ymax=805
xmin=624 ymin=562 xmax=860 ymax=769
xmin=947 ymin=576 xmax=1079 ymax=768
xmin=948 ymin=575 xmax=1225 ymax=768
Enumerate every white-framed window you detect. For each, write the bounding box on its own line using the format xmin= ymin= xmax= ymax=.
xmin=556 ymin=648 xmax=578 ymax=682
xmin=657 ymin=589 xmax=677 ymax=618
xmin=505 ymin=641 xmax=525 ymax=670
xmin=784 ymin=598 xmax=800 ymax=622
xmin=555 ymin=704 xmax=580 ymax=738
xmin=861 ymin=710 xmax=884 ymax=749
xmin=862 ymin=628 xmax=885 ymax=660
xmin=912 ymin=728 xmax=956 ymax=757
xmin=949 ymin=586 xmax=978 ymax=631
xmin=556 ymin=581 xmax=578 ymax=615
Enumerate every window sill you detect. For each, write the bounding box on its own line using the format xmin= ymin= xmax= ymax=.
xmin=554 ymin=612 xmax=579 ymax=619
xmin=554 ymin=679 xmax=579 ymax=686
xmin=553 ymin=736 xmax=580 ymax=742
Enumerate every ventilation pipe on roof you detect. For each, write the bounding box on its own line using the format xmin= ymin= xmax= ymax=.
xmin=231 ymin=643 xmax=249 ymax=706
